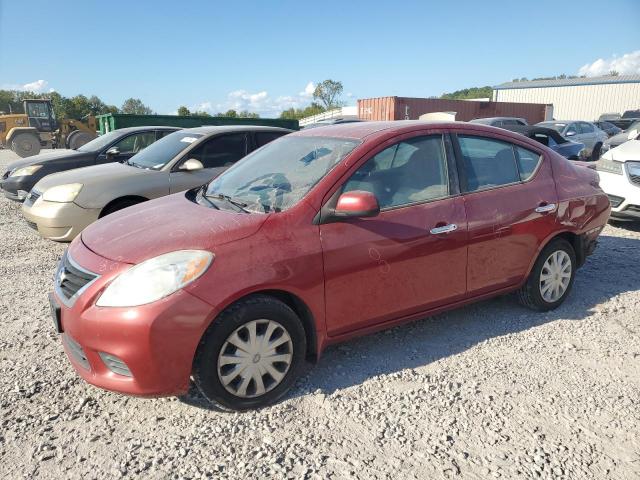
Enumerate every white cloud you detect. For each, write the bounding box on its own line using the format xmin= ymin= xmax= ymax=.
xmin=578 ymin=50 xmax=640 ymax=77
xmin=1 ymin=79 xmax=52 ymax=93
xmin=188 ymin=81 xmax=322 ymax=117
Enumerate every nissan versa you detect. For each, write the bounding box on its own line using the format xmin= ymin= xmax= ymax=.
xmin=22 ymin=126 xmax=291 ymax=241
xmin=50 ymin=121 xmax=610 ymax=410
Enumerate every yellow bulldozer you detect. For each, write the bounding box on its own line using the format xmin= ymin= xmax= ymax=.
xmin=0 ymin=99 xmax=97 ymax=157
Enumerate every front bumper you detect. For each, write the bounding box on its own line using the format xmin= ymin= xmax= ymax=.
xmin=53 ymin=240 xmax=215 ymax=396
xmin=598 ymin=170 xmax=640 ymax=220
xmin=0 ymin=175 xmax=35 ymax=201
xmin=21 ymin=198 xmax=100 ymax=241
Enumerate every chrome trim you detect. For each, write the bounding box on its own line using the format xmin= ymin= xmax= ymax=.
xmin=535 ymin=203 xmax=557 ymax=213
xmin=54 ymin=252 xmax=100 ymax=308
xmin=430 ymin=223 xmax=458 ymax=235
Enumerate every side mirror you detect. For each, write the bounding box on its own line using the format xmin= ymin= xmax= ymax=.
xmin=179 ymin=158 xmax=204 ymax=171
xmin=333 ymin=191 xmax=380 ymax=218
xmin=105 ymin=147 xmax=120 ymax=158
xmin=565 ymin=130 xmax=576 ymax=137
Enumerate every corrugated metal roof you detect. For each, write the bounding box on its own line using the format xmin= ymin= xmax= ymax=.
xmin=494 ymin=75 xmax=640 ymax=90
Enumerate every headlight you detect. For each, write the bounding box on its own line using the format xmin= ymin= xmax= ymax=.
xmin=42 ymin=183 xmax=83 ymax=202
xmin=96 ymin=250 xmax=213 ymax=307
xmin=627 ymin=161 xmax=640 ymax=178
xmin=10 ymin=165 xmax=42 ymax=177
xmin=595 ymin=159 xmax=623 ymax=175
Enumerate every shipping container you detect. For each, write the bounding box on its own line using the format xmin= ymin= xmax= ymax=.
xmin=96 ymin=114 xmax=299 ymax=134
xmin=357 ymin=97 xmax=553 ymax=124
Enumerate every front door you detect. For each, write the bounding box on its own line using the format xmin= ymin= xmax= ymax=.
xmin=453 ymin=133 xmax=559 ymax=295
xmin=320 ymin=134 xmax=468 ymax=336
xmin=169 ymin=132 xmax=249 ymax=193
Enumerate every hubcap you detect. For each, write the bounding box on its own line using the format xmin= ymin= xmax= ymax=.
xmin=539 ymin=250 xmax=572 ymax=303
xmin=217 ymin=319 xmax=293 ymax=398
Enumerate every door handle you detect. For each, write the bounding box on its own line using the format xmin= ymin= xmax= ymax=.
xmin=430 ymin=223 xmax=458 ymax=235
xmin=535 ymin=203 xmax=556 ymax=213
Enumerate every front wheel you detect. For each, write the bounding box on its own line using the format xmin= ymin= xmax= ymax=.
xmin=193 ymin=295 xmax=306 ymax=410
xmin=11 ymin=133 xmax=41 ymax=158
xmin=517 ymin=238 xmax=576 ymax=311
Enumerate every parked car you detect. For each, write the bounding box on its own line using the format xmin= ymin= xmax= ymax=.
xmin=607 ymin=110 xmax=640 ymax=131
xmin=0 ymin=126 xmax=179 ymax=201
xmin=22 ymin=126 xmax=291 ymax=241
xmin=594 ymin=121 xmax=623 ymax=137
xmin=536 ymin=121 xmax=608 ymax=160
xmin=501 ymin=125 xmax=586 ymax=160
xmin=596 ymin=140 xmax=640 ymax=221
xmin=602 ymin=120 xmax=640 ymax=154
xmin=470 ymin=117 xmax=528 ymax=127
xmin=50 ymin=121 xmax=609 ymax=410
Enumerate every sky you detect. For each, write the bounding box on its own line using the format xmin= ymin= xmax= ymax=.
xmin=1 ymin=0 xmax=639 ymax=117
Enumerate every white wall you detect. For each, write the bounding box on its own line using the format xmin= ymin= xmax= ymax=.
xmin=493 ymin=83 xmax=640 ymax=120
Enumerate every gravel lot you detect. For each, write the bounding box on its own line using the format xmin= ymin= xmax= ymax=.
xmin=0 ymin=148 xmax=639 ymax=480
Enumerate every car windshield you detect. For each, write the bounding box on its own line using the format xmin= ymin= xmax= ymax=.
xmin=538 ymin=122 xmax=566 ymax=133
xmin=128 ymin=131 xmax=204 ymax=170
xmin=205 ymin=136 xmax=360 ymax=213
xmin=76 ymin=130 xmax=125 ymax=152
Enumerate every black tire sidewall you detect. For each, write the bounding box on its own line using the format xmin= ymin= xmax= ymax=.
xmin=100 ymin=199 xmax=142 ymax=218
xmin=528 ymin=239 xmax=576 ymax=310
xmin=193 ymin=296 xmax=306 ymax=410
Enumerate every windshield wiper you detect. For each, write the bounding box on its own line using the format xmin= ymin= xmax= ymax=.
xmin=206 ymin=193 xmax=250 ymax=213
xmin=197 ymin=187 xmax=219 ymax=209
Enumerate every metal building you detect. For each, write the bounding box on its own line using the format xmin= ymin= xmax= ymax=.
xmin=493 ymin=75 xmax=640 ymax=121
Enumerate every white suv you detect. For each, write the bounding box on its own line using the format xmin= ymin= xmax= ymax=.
xmin=596 ymin=140 xmax=640 ymax=221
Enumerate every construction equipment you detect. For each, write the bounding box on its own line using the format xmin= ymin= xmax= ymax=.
xmin=0 ymin=99 xmax=97 ymax=157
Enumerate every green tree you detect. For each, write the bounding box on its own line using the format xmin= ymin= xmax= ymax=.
xmin=177 ymin=105 xmax=191 ymax=116
xmin=279 ymin=102 xmax=325 ymax=120
xmin=313 ymin=80 xmax=344 ymax=109
xmin=121 ymin=98 xmax=153 ymax=115
xmin=192 ymin=110 xmax=212 ymax=117
xmin=215 ymin=109 xmax=238 ymax=118
xmin=238 ymin=110 xmax=260 ymax=118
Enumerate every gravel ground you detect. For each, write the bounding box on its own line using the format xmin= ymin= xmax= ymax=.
xmin=0 ymin=148 xmax=639 ymax=480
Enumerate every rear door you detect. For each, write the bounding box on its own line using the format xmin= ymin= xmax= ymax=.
xmin=453 ymin=132 xmax=558 ymax=295
xmin=320 ymin=132 xmax=468 ymax=336
xmin=169 ymin=132 xmax=249 ymax=193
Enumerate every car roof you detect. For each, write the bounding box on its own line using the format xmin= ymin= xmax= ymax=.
xmin=182 ymin=125 xmax=293 ymax=135
xmin=501 ymin=125 xmax=568 ymax=143
xmin=470 ymin=117 xmax=525 ymax=122
xmin=292 ymin=120 xmax=517 ymax=141
xmin=114 ymin=126 xmax=181 ymax=134
xmin=538 ymin=120 xmax=591 ymax=124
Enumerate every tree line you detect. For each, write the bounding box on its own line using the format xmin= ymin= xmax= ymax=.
xmin=0 ymin=89 xmax=154 ymax=118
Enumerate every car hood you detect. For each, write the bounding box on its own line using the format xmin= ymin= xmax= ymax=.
xmin=34 ymin=162 xmax=149 ymax=192
xmin=4 ymin=149 xmax=91 ymax=173
xmin=606 ymin=130 xmax=637 ymax=146
xmin=81 ymin=193 xmax=269 ymax=263
xmin=601 ymin=140 xmax=640 ymax=163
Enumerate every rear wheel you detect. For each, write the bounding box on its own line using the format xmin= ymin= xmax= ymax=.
xmin=11 ymin=133 xmax=41 ymax=158
xmin=193 ymin=295 xmax=306 ymax=410
xmin=517 ymin=238 xmax=576 ymax=311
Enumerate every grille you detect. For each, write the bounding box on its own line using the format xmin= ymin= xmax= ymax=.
xmin=625 ymin=205 xmax=640 ymax=214
xmin=607 ymin=194 xmax=624 ymax=208
xmin=23 ymin=190 xmax=41 ymax=207
xmin=63 ymin=334 xmax=90 ymax=370
xmin=55 ymin=253 xmax=98 ymax=303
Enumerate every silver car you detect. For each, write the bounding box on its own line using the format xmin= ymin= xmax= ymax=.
xmin=22 ymin=126 xmax=292 ymax=241
xmin=536 ymin=121 xmax=608 ymax=160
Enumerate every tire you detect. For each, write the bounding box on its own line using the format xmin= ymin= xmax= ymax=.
xmin=193 ymin=295 xmax=306 ymax=410
xmin=68 ymin=131 xmax=96 ymax=150
xmin=517 ymin=238 xmax=576 ymax=311
xmin=591 ymin=142 xmax=602 ymax=161
xmin=11 ymin=133 xmax=41 ymax=158
xmin=99 ymin=198 xmax=144 ymax=218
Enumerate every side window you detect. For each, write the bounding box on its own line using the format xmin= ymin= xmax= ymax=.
xmin=113 ymin=132 xmax=157 ymax=154
xmin=342 ymin=135 xmax=449 ymax=209
xmin=187 ymin=133 xmax=247 ymax=169
xmin=457 ymin=136 xmax=520 ymax=191
xmin=579 ymin=122 xmax=594 ymax=133
xmin=156 ymin=130 xmax=175 ymax=140
xmin=255 ymin=131 xmax=286 ymax=148
xmin=565 ymin=123 xmax=579 ymax=135
xmin=515 ymin=146 xmax=543 ymax=181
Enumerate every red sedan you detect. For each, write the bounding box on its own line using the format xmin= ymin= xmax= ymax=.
xmin=50 ymin=121 xmax=610 ymax=410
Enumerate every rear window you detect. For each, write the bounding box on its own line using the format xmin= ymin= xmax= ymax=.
xmin=515 ymin=146 xmax=542 ymax=181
